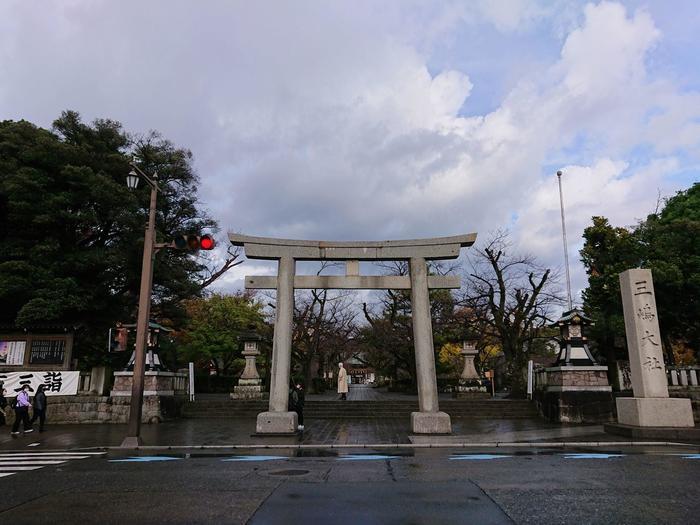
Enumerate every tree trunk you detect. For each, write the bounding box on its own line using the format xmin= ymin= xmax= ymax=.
xmin=604 ymin=332 xmax=618 ymax=387
xmin=505 ymin=350 xmax=527 ymax=398
xmin=304 ymin=356 xmax=315 ymax=393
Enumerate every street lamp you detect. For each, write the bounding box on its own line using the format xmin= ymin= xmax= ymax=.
xmin=121 ymin=162 xmax=160 ymax=448
xmin=126 ymin=170 xmax=140 ymax=190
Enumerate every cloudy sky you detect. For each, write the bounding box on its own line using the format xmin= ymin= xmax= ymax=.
xmin=1 ymin=1 xmax=699 ymax=302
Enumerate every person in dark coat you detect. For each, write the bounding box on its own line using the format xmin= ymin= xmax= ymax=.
xmin=289 ymin=383 xmax=305 ymax=431
xmin=0 ymin=388 xmax=7 ymax=426
xmin=30 ymin=384 xmax=47 ymax=432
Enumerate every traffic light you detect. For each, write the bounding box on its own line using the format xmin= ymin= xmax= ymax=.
xmin=199 ymin=235 xmax=215 ymax=250
xmin=172 ymin=234 xmax=216 ymax=251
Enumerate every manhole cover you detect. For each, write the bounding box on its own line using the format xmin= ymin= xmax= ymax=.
xmin=267 ymin=469 xmax=310 ymax=477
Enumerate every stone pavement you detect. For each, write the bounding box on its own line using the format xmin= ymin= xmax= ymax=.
xmin=1 ymin=386 xmax=693 ymax=450
xmin=305 ymin=384 xmax=420 ymax=400
xmin=0 ymin=416 xmax=662 ymax=451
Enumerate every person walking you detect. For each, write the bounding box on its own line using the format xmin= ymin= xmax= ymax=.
xmin=337 ymin=362 xmax=349 ymax=401
xmin=289 ymin=383 xmax=305 ymax=431
xmin=0 ymin=388 xmax=7 ymax=426
xmin=11 ymin=384 xmax=33 ymax=435
xmin=30 ymin=384 xmax=47 ymax=432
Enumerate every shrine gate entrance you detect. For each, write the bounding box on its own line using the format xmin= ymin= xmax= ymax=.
xmin=229 ymin=233 xmax=477 ymax=434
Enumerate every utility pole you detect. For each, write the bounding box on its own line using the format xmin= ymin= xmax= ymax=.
xmin=557 ymin=170 xmax=573 ymax=311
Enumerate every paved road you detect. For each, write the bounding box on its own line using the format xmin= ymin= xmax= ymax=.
xmin=0 ymin=446 xmax=697 ymax=524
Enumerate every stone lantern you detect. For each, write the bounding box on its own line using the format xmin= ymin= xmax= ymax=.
xmin=460 ymin=341 xmax=480 ymax=380
xmin=231 ymin=326 xmax=266 ymax=400
xmin=552 ymin=308 xmax=596 ymax=365
xmin=537 ymin=307 xmax=613 ymax=423
xmin=454 ymin=341 xmax=488 ymax=398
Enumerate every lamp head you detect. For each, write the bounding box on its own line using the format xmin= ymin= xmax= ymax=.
xmin=126 ymin=170 xmax=140 ymax=190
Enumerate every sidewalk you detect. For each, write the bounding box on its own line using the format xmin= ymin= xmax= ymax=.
xmin=1 ymin=415 xmax=680 ymax=451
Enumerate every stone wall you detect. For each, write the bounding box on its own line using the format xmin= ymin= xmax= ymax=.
xmin=3 ymin=395 xmax=187 ymax=425
xmin=669 ymin=388 xmax=700 ymax=423
xmin=534 ymin=390 xmax=615 ymax=424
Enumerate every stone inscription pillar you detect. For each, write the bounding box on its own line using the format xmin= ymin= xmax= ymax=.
xmin=409 ymin=257 xmax=451 ymax=434
xmin=616 ymin=269 xmax=693 ymax=427
xmin=255 ymin=256 xmax=297 ymax=433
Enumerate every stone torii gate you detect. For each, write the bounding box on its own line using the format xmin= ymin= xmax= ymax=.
xmin=229 ymin=233 xmax=477 ymax=435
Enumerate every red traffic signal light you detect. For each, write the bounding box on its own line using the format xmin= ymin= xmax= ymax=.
xmin=172 ymin=234 xmax=215 ymax=251
xmin=199 ymin=234 xmax=215 ymax=250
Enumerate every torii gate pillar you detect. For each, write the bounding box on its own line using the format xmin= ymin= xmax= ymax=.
xmin=230 ymin=233 xmax=477 ymax=435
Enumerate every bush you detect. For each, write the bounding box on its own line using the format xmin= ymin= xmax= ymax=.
xmin=194 ymin=374 xmax=236 ymax=393
xmin=387 ymin=378 xmax=417 ymax=393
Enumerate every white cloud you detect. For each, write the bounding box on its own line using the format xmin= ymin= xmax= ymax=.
xmin=515 ymin=157 xmax=678 ymax=301
xmin=0 ymin=1 xmax=698 ymax=300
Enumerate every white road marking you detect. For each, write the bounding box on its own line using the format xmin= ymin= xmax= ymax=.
xmin=0 ymin=460 xmax=66 ymax=466
xmin=0 ymin=452 xmax=104 ymax=456
xmin=0 ymin=451 xmax=103 ymax=479
xmin=27 ymin=443 xmax=40 ymax=447
xmin=0 ymin=456 xmax=89 ymax=460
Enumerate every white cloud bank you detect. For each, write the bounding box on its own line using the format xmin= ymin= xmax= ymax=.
xmin=0 ymin=1 xmax=698 ymax=297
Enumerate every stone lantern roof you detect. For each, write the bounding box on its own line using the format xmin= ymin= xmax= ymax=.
xmin=551 ymin=307 xmax=593 ymax=328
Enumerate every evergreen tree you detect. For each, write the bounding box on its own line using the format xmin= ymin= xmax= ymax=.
xmin=0 ymin=112 xmax=219 ymax=366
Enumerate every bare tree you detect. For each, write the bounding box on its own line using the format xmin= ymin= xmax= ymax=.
xmin=198 ymin=244 xmax=243 ymax=290
xmin=460 ymin=231 xmax=563 ymax=396
xmin=359 ymin=260 xmax=461 ymax=389
xmin=263 ymin=262 xmax=356 ymax=392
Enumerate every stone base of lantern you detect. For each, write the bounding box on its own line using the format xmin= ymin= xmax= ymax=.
xmin=534 ymin=366 xmax=615 ymax=424
xmin=453 ymin=379 xmax=489 ymax=398
xmin=109 ymin=371 xmax=188 ymax=423
xmin=231 ymin=385 xmax=266 ymax=400
xmin=544 ymin=365 xmax=611 ymax=389
xmin=231 ymin=379 xmax=267 ymax=400
xmin=454 ymin=388 xmax=490 ymax=399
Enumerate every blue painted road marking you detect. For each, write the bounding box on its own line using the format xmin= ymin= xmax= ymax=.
xmin=450 ymin=454 xmax=511 ymax=461
xmin=222 ymin=456 xmax=288 ymax=462
xmin=338 ymin=454 xmax=399 ymax=461
xmin=562 ymin=453 xmax=624 ymax=459
xmin=679 ymin=454 xmax=700 ymax=459
xmin=110 ymin=456 xmax=181 ymax=463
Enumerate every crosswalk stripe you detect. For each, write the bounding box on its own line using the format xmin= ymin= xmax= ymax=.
xmin=0 ymin=451 xmax=101 ymax=480
xmin=0 ymin=456 xmax=90 ymax=460
xmin=0 ymin=452 xmax=104 ymax=456
xmin=0 ymin=461 xmax=66 ymax=466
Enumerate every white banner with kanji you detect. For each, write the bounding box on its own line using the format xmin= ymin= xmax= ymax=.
xmin=0 ymin=371 xmax=79 ymax=396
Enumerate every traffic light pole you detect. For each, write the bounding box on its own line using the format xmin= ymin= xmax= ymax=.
xmin=121 ymin=169 xmax=159 ymax=448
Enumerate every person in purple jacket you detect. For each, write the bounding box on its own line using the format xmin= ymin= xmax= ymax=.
xmin=11 ymin=384 xmax=33 ymax=435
